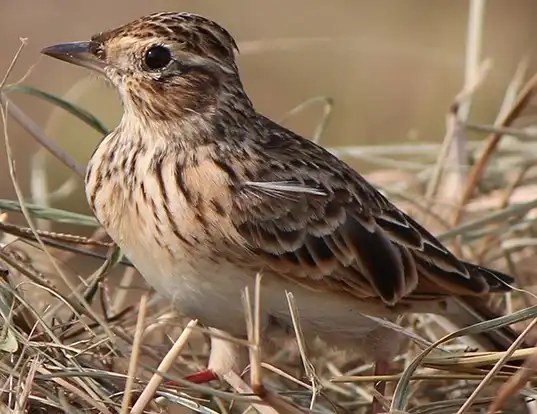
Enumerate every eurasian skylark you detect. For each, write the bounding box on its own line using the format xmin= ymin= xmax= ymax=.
xmin=42 ymin=12 xmax=516 ymax=410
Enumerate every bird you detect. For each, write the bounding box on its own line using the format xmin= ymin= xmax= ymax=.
xmin=41 ymin=12 xmax=516 ymax=411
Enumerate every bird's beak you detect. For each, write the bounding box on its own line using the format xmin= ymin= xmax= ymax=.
xmin=41 ymin=41 xmax=106 ymax=74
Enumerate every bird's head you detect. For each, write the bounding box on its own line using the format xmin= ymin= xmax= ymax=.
xmin=42 ymin=12 xmax=243 ymax=122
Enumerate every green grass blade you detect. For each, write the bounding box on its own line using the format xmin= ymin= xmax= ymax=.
xmin=0 ymin=199 xmax=98 ymax=226
xmin=5 ymin=84 xmax=108 ymax=135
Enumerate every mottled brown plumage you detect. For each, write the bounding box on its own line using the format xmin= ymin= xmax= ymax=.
xmin=42 ymin=11 xmax=515 ymax=407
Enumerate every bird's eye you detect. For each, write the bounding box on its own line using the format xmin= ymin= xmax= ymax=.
xmin=144 ymin=45 xmax=172 ymax=70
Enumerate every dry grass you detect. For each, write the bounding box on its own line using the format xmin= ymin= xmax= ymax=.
xmin=2 ymin=2 xmax=537 ymax=413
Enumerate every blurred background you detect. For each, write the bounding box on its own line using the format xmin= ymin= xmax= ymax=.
xmin=1 ymin=0 xmax=537 ymax=212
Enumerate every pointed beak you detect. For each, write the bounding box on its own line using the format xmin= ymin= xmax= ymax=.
xmin=41 ymin=41 xmax=106 ymax=73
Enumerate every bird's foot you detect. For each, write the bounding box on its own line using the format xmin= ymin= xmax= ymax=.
xmin=166 ymin=369 xmax=218 ymax=388
xmin=183 ymin=369 xmax=218 ymax=384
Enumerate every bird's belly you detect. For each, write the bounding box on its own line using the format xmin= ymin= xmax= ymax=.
xmin=127 ymin=245 xmax=257 ymax=332
xmin=111 ymin=216 xmax=385 ymax=340
xmin=104 ymin=215 xmax=251 ymax=334
xmin=103 ymin=208 xmax=392 ymax=341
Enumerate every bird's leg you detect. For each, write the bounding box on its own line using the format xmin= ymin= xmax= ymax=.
xmin=371 ymin=360 xmax=390 ymax=414
xmin=183 ymin=328 xmax=247 ymax=384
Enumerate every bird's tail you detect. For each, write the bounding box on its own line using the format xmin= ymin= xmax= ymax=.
xmin=443 ymin=261 xmax=526 ymax=352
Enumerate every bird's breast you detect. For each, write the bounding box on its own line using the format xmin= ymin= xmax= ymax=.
xmin=85 ymin=139 xmax=253 ymax=324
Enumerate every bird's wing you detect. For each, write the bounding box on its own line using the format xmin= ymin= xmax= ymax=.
xmin=231 ymin=118 xmax=511 ymax=306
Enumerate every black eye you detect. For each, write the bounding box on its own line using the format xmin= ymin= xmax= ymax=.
xmin=144 ymin=45 xmax=172 ymax=70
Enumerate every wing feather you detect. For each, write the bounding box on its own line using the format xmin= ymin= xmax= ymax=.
xmin=229 ymin=117 xmax=512 ymax=306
